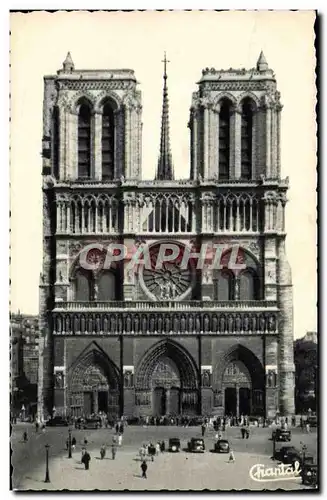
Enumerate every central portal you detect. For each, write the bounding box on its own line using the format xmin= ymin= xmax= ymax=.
xmin=151 ymin=357 xmax=181 ymax=416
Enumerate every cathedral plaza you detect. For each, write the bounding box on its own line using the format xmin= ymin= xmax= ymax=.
xmin=37 ymin=50 xmax=295 ymax=423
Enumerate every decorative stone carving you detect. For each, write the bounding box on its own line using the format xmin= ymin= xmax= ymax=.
xmin=54 ymin=371 xmax=64 ymax=389
xmin=204 ymin=315 xmax=210 ymax=332
xmin=214 ymin=390 xmax=223 ymax=407
xmin=126 ymin=315 xmax=131 ymax=333
xmin=235 ymin=314 xmax=241 ymax=332
xmin=228 ymin=315 xmax=234 ymax=333
xmin=202 ymin=370 xmax=211 ymax=387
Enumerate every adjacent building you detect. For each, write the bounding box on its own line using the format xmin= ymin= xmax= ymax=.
xmin=38 ymin=52 xmax=295 ymax=420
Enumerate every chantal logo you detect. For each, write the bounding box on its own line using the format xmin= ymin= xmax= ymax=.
xmin=249 ymin=463 xmax=302 ymax=482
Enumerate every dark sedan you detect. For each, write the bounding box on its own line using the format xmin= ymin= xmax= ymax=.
xmin=46 ymin=416 xmax=69 ymax=427
xmin=169 ymin=438 xmax=181 ymax=452
xmin=272 ymin=428 xmax=292 ymax=442
xmin=214 ymin=439 xmax=230 ymax=453
xmin=187 ymin=438 xmax=205 ymax=453
xmin=274 ymin=446 xmax=302 ymax=469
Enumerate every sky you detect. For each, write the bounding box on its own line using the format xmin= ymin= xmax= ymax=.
xmin=9 ymin=10 xmax=317 ymax=339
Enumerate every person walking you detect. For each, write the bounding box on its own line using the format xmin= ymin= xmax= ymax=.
xmin=156 ymin=442 xmax=161 ymax=456
xmin=81 ymin=447 xmax=86 ymax=461
xmin=229 ymin=449 xmax=235 ymax=463
xmin=241 ymin=427 xmax=245 ymax=439
xmin=35 ymin=421 xmax=39 ymax=433
xmin=141 ymin=460 xmax=148 ymax=479
xmin=201 ymin=422 xmax=206 ymax=437
xmin=23 ymin=431 xmax=28 ymax=443
xmin=112 ymin=444 xmax=117 ymax=460
xmin=245 ymin=427 xmax=250 ymax=439
xmin=118 ymin=433 xmax=123 ymax=447
xmin=82 ymin=450 xmax=91 ymax=470
xmin=100 ymin=444 xmax=106 ymax=460
xmin=72 ymin=437 xmax=76 ymax=450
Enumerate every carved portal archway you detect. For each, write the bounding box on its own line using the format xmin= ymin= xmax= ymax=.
xmin=69 ymin=348 xmax=120 ymax=418
xmin=135 ymin=340 xmax=199 ymax=416
xmin=218 ymin=344 xmax=265 ymax=417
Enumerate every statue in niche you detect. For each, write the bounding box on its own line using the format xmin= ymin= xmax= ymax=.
xmin=55 ymin=371 xmax=64 ymax=389
xmin=88 ymin=317 xmax=93 ymax=333
xmin=188 ymin=315 xmax=194 ymax=333
xmin=235 ymin=315 xmax=241 ymax=332
xmin=268 ymin=315 xmax=276 ymax=332
xmin=118 ymin=316 xmax=123 ymax=333
xmin=56 ymin=316 xmax=62 ymax=333
xmin=228 ymin=315 xmax=234 ymax=333
xmin=126 ymin=315 xmax=131 ymax=333
xmin=214 ymin=390 xmax=223 ymax=407
xmin=267 ymin=370 xmax=276 ymax=388
xmin=212 ymin=315 xmax=218 ymax=332
xmin=134 ymin=315 xmax=139 ymax=333
xmin=181 ymin=315 xmax=186 ymax=332
xmin=65 ymin=316 xmax=70 ymax=333
xmin=74 ymin=316 xmax=79 ymax=333
xmin=173 ymin=316 xmax=179 ymax=332
xmin=157 ymin=315 xmax=163 ymax=333
xmin=110 ymin=315 xmax=116 ymax=333
xmin=149 ymin=316 xmax=155 ymax=333
xmin=260 ymin=315 xmax=266 ymax=332
xmin=103 ymin=316 xmax=108 ymax=333
xmin=165 ymin=316 xmax=170 ymax=332
xmin=251 ymin=315 xmax=257 ymax=332
xmin=93 ymin=282 xmax=99 ymax=301
xmin=243 ymin=315 xmax=249 ymax=332
xmin=95 ymin=315 xmax=101 ymax=333
xmin=220 ymin=315 xmax=226 ymax=332
xmin=196 ymin=315 xmax=201 ymax=332
xmin=80 ymin=315 xmax=85 ymax=333
xmin=204 ymin=315 xmax=210 ymax=332
xmin=124 ymin=371 xmax=133 ymax=388
xmin=202 ymin=370 xmax=211 ymax=387
xmin=142 ymin=315 xmax=147 ymax=333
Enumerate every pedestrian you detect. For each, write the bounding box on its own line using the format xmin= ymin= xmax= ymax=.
xmin=148 ymin=443 xmax=155 ymax=462
xmin=23 ymin=431 xmax=28 ymax=443
xmin=246 ymin=427 xmax=250 ymax=439
xmin=84 ymin=437 xmax=88 ymax=446
xmin=241 ymin=427 xmax=245 ymax=439
xmin=201 ymin=423 xmax=206 ymax=437
xmin=118 ymin=433 xmax=123 ymax=447
xmin=156 ymin=442 xmax=161 ymax=456
xmin=35 ymin=421 xmax=39 ymax=433
xmin=112 ymin=444 xmax=117 ymax=460
xmin=306 ymin=422 xmax=310 ymax=433
xmin=72 ymin=437 xmax=76 ymax=450
xmin=100 ymin=444 xmax=106 ymax=459
xmin=141 ymin=460 xmax=148 ymax=479
xmin=115 ymin=422 xmax=119 ymax=434
xmin=42 ymin=423 xmax=46 ymax=433
xmin=229 ymin=449 xmax=235 ymax=463
xmin=82 ymin=450 xmax=91 ymax=470
xmin=160 ymin=440 xmax=165 ymax=452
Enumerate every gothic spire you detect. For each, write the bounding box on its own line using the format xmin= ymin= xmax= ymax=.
xmin=257 ymin=51 xmax=268 ymax=72
xmin=63 ymin=51 xmax=75 ymax=72
xmin=156 ymin=52 xmax=174 ymax=180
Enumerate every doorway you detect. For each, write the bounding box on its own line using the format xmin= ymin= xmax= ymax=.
xmin=83 ymin=391 xmax=93 ymax=415
xmin=239 ymin=387 xmax=251 ymax=415
xmin=225 ymin=387 xmax=237 ymax=415
xmin=153 ymin=387 xmax=166 ymax=416
xmin=169 ymin=388 xmax=180 ymax=415
xmin=98 ymin=391 xmax=108 ymax=413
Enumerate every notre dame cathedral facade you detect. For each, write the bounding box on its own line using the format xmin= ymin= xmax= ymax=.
xmin=38 ymin=51 xmax=295 ymax=420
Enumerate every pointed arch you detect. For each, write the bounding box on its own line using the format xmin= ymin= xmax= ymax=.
xmin=101 ymin=99 xmax=116 ymax=180
xmin=240 ymin=97 xmax=255 ymax=180
xmin=77 ymin=97 xmax=92 ymax=179
xmin=218 ymin=98 xmax=232 ymax=180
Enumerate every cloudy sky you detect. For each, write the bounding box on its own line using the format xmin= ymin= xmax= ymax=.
xmin=10 ymin=10 xmax=316 ymax=338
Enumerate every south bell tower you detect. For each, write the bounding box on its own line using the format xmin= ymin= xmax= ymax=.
xmin=188 ymin=52 xmax=294 ymax=415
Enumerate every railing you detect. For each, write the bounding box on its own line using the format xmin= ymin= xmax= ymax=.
xmin=54 ymin=300 xmax=277 ymax=311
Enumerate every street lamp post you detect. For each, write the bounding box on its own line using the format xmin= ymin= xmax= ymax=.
xmin=44 ymin=444 xmax=50 ymax=483
xmin=68 ymin=427 xmax=72 ymax=459
xmin=272 ymin=435 xmax=276 ymax=460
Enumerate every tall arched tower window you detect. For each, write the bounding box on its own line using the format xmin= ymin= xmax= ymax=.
xmin=219 ymin=100 xmax=231 ymax=180
xmin=78 ymin=101 xmax=92 ymax=179
xmin=102 ymin=103 xmax=115 ymax=180
xmin=52 ymin=106 xmax=60 ymax=179
xmin=241 ymin=99 xmax=253 ymax=180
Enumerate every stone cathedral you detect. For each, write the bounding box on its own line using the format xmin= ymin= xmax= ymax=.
xmin=38 ymin=51 xmax=295 ymax=420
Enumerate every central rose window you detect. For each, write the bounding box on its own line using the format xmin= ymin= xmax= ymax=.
xmin=139 ymin=243 xmax=193 ymax=301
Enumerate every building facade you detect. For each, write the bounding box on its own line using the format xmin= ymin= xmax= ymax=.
xmin=38 ymin=52 xmax=295 ymax=420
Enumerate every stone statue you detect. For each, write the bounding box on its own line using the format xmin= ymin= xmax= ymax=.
xmin=56 ymin=316 xmax=62 ymax=333
xmin=149 ymin=316 xmax=155 ymax=332
xmin=142 ymin=315 xmax=147 ymax=333
xmin=74 ymin=315 xmax=80 ymax=333
xmin=88 ymin=317 xmax=93 ymax=333
xmin=173 ymin=315 xmax=179 ymax=332
xmin=243 ymin=315 xmax=249 ymax=332
xmin=165 ymin=316 xmax=171 ymax=332
xmin=188 ymin=315 xmax=194 ymax=333
xmin=196 ymin=315 xmax=201 ymax=332
xmin=157 ymin=315 xmax=163 ymax=333
xmin=267 ymin=370 xmax=274 ymax=388
xmin=110 ymin=315 xmax=116 ymax=333
xmin=202 ymin=370 xmax=211 ymax=387
xmin=65 ymin=316 xmax=70 ymax=333
xmin=126 ymin=315 xmax=131 ymax=333
xmin=204 ymin=315 xmax=210 ymax=332
xmin=55 ymin=371 xmax=64 ymax=389
xmin=118 ymin=316 xmax=123 ymax=333
xmin=268 ymin=314 xmax=276 ymax=332
xmin=93 ymin=282 xmax=99 ymax=301
xmin=181 ymin=315 xmax=186 ymax=332
xmin=260 ymin=315 xmax=266 ymax=332
xmin=228 ymin=315 xmax=234 ymax=333
xmin=80 ymin=315 xmax=85 ymax=333
xmin=134 ymin=315 xmax=139 ymax=333
xmin=103 ymin=316 xmax=108 ymax=333
xmin=95 ymin=315 xmax=101 ymax=332
xmin=251 ymin=315 xmax=257 ymax=332
xmin=212 ymin=315 xmax=218 ymax=332
xmin=235 ymin=315 xmax=241 ymax=332
xmin=220 ymin=315 xmax=226 ymax=332
xmin=124 ymin=371 xmax=132 ymax=388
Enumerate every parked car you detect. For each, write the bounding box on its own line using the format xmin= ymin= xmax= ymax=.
xmin=214 ymin=439 xmax=230 ymax=453
xmin=272 ymin=428 xmax=292 ymax=442
xmin=274 ymin=446 xmax=303 ymax=469
xmin=306 ymin=416 xmax=318 ymax=427
xmin=168 ymin=438 xmax=181 ymax=452
xmin=75 ymin=417 xmax=85 ymax=429
xmin=301 ymin=463 xmax=318 ymax=486
xmin=76 ymin=417 xmax=101 ymax=430
xmin=46 ymin=416 xmax=69 ymax=427
xmin=187 ymin=438 xmax=205 ymax=453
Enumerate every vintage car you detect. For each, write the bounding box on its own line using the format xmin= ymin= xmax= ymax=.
xmin=76 ymin=417 xmax=101 ymax=430
xmin=274 ymin=446 xmax=303 ymax=469
xmin=272 ymin=428 xmax=292 ymax=442
xmin=46 ymin=416 xmax=69 ymax=427
xmin=214 ymin=439 xmax=230 ymax=453
xmin=187 ymin=438 xmax=205 ymax=453
xmin=301 ymin=463 xmax=318 ymax=486
xmin=168 ymin=438 xmax=181 ymax=452
xmin=306 ymin=416 xmax=318 ymax=427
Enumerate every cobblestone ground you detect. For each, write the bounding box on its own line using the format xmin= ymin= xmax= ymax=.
xmin=12 ymin=424 xmax=318 ymax=491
